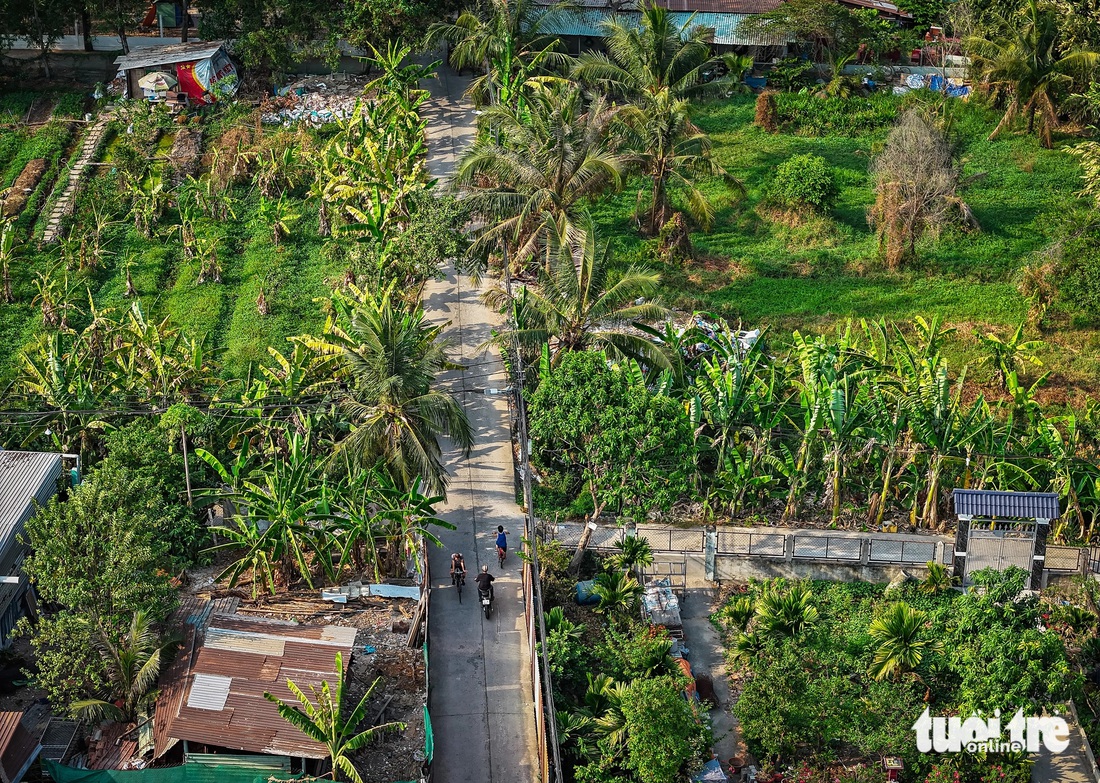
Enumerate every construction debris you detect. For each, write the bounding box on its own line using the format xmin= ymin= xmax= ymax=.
xmin=262 ymin=74 xmax=373 ymax=126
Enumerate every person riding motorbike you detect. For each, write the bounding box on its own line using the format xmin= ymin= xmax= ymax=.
xmin=495 ymin=526 xmax=509 ymax=564
xmin=474 ymin=564 xmax=495 ymax=601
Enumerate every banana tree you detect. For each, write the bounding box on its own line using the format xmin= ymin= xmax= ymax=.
xmin=0 ymin=219 xmax=18 ymax=303
xmin=821 ymin=372 xmax=870 ymax=524
xmin=199 ymin=435 xmax=340 ymax=593
xmin=904 ymin=362 xmax=992 ymax=529
xmin=1035 ymin=415 xmax=1100 ymax=541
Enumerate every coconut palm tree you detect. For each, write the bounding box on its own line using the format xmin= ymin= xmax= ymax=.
xmin=427 ymin=0 xmax=567 ymax=109
xmin=303 ymin=283 xmax=472 ymax=496
xmin=755 ymin=582 xmax=819 ymax=637
xmin=69 ymin=611 xmax=164 ymax=723
xmin=485 ymin=216 xmax=669 ymax=368
xmin=455 ymin=86 xmax=630 ymax=269
xmin=265 ymin=653 xmax=405 ymax=783
xmin=868 ymin=602 xmax=944 ymax=681
xmin=626 ymin=88 xmax=741 ymax=234
xmin=572 ymin=1 xmax=739 ymax=102
xmin=967 ymin=0 xmax=1100 ymax=148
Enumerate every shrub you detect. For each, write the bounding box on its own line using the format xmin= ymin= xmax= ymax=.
xmin=769 ymin=153 xmax=837 ymax=213
xmin=775 ymin=92 xmax=900 ymax=135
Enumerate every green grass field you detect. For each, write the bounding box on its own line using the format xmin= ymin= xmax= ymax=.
xmin=590 ymin=92 xmax=1095 ymax=394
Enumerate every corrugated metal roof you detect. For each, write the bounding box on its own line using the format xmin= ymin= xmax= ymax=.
xmin=186 ymin=674 xmax=232 ymax=711
xmin=541 ymin=9 xmax=783 ymax=46
xmin=537 ymin=0 xmax=783 ymax=13
xmin=954 ymin=490 xmax=1061 ymax=520
xmin=156 ymin=614 xmax=356 ymax=760
xmin=205 ymin=628 xmax=286 ymax=656
xmin=0 ymin=451 xmax=62 ymax=566
xmin=0 ymin=711 xmax=40 ymax=783
xmin=114 ymin=41 xmax=225 ymax=71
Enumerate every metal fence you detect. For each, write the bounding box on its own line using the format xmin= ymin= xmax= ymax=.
xmin=543 ymin=522 xmax=1090 ymax=578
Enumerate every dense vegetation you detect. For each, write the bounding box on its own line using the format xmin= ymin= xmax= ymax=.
xmin=538 ymin=539 xmax=713 ymax=783
xmin=716 ymin=569 xmax=1097 ymax=782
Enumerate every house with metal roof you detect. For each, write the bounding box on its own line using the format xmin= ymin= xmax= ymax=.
xmin=0 ymin=451 xmax=63 ymax=647
xmin=535 ymin=0 xmax=788 ymax=54
xmin=154 ymin=614 xmax=357 ymax=768
xmin=113 ymin=40 xmax=237 ymax=104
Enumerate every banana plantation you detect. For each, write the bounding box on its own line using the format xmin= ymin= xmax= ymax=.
xmin=528 ymin=314 xmax=1100 ymax=542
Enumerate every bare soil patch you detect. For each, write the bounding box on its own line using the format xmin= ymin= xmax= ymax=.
xmin=2 ymin=158 xmax=47 ymax=217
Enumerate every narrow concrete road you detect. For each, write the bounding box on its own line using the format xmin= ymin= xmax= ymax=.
xmin=421 ymin=63 xmax=539 ymax=783
xmin=682 ymin=589 xmax=743 ymax=770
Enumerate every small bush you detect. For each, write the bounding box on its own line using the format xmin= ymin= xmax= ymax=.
xmin=769 ymin=153 xmax=837 ymax=213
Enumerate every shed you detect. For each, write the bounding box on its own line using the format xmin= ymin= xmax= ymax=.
xmin=0 ymin=451 xmax=63 ymax=647
xmin=113 ymin=41 xmax=237 ymax=105
xmin=154 ymin=614 xmax=357 ymax=761
xmin=0 ymin=713 xmax=40 ymax=783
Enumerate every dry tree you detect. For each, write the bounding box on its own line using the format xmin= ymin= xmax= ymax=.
xmin=868 ymin=110 xmax=979 ymax=269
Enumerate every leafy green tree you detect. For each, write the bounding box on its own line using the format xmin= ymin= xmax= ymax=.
xmin=968 ymin=0 xmax=1100 ymax=148
xmin=868 ymin=602 xmax=944 ymax=680
xmin=304 ymin=282 xmax=472 ymax=496
xmin=265 ymin=653 xmax=405 ymax=783
xmin=21 ymin=461 xmax=177 ymax=707
xmin=619 ymin=676 xmax=711 ymax=783
xmin=529 ymin=350 xmax=694 ymax=520
xmin=69 ymin=611 xmax=164 ymax=723
xmin=342 ymin=1 xmax=457 ymax=58
xmin=198 ymin=0 xmax=334 ymax=72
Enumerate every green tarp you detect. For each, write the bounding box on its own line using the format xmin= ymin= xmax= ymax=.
xmin=43 ymin=759 xmax=304 ymax=783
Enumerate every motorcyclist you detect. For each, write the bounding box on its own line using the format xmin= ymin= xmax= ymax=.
xmin=474 ymin=564 xmax=495 ymax=601
xmin=450 ymin=552 xmax=466 ymax=584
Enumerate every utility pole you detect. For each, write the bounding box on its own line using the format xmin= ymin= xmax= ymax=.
xmin=503 ymin=243 xmax=564 ymax=783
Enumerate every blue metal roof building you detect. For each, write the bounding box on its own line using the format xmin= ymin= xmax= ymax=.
xmin=539 ymin=9 xmax=786 ymax=47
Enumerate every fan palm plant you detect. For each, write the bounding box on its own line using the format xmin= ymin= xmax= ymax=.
xmin=69 ymin=611 xmax=164 ymax=723
xmin=485 ymin=216 xmax=668 ymax=368
xmin=868 ymin=602 xmax=944 ymax=681
xmin=455 ymin=87 xmax=630 ymax=269
xmin=608 ymin=535 xmax=654 ymax=575
xmin=920 ymin=562 xmax=959 ymax=594
xmin=967 ymin=0 xmax=1100 ymax=148
xmin=265 ymin=653 xmax=405 ymax=783
xmin=303 ymin=282 xmax=472 ymax=496
xmin=755 ymin=582 xmax=819 ymax=637
xmin=591 ymin=570 xmax=642 ymax=616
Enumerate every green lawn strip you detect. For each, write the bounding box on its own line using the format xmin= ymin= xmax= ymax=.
xmin=218 ymin=203 xmax=332 ymax=377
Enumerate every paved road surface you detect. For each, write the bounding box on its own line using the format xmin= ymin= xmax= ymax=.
xmin=682 ymin=589 xmax=743 ymax=770
xmin=421 ymin=64 xmax=539 ymax=783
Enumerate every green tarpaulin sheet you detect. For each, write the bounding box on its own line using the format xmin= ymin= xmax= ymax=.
xmin=43 ymin=759 xmax=304 ymax=783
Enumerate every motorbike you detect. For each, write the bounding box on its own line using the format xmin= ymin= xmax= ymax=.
xmin=478 ymin=584 xmax=493 ymax=619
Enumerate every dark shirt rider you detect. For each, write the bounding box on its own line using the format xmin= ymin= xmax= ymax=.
xmin=474 ymin=565 xmax=495 ymax=600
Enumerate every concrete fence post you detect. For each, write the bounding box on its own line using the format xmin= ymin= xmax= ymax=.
xmin=784 ymin=533 xmax=795 ymax=563
xmin=705 ymin=526 xmax=717 ymax=582
xmin=860 ymin=537 xmax=871 ymax=566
